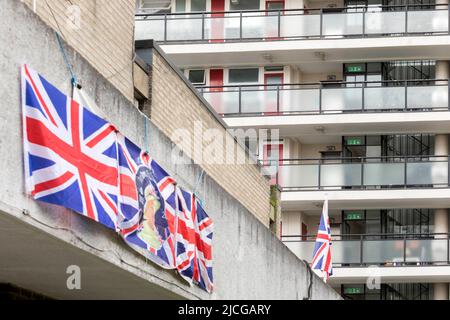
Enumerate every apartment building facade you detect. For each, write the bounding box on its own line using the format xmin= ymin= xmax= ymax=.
xmin=0 ymin=0 xmax=342 ymax=299
xmin=136 ymin=0 xmax=450 ymax=300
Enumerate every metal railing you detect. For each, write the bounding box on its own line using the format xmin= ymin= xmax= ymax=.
xmin=260 ymin=155 xmax=450 ymax=190
xmin=283 ymin=232 xmax=450 ymax=266
xmin=135 ymin=4 xmax=450 ymax=43
xmin=197 ymin=79 xmax=449 ymax=116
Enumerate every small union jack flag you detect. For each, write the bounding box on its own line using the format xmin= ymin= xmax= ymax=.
xmin=311 ymin=199 xmax=333 ymax=280
xmin=176 ymin=188 xmax=214 ymax=293
xmin=22 ymin=65 xmax=119 ymax=230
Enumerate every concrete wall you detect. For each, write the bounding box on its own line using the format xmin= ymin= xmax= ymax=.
xmin=0 ymin=0 xmax=340 ymax=300
xmin=20 ymin=0 xmax=135 ymax=102
xmin=150 ymin=48 xmax=272 ymax=226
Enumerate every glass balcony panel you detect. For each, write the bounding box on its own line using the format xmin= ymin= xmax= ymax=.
xmin=407 ymin=161 xmax=448 ymax=185
xmin=364 ymin=11 xmax=406 ymax=34
xmin=202 ymin=91 xmax=239 ymax=114
xmin=364 ymin=87 xmax=405 ymax=110
xmin=332 ymin=241 xmax=361 ymax=264
xmin=279 ymin=165 xmax=319 ymax=189
xmin=322 ymin=12 xmax=363 ymax=36
xmin=405 ymin=239 xmax=448 ymax=263
xmin=363 ymin=162 xmax=405 ymax=186
xmin=240 ymin=89 xmax=279 ymax=114
xmin=407 ymin=10 xmax=449 ymax=33
xmin=166 ymin=15 xmax=203 ymax=41
xmin=363 ymin=240 xmax=405 ymax=264
xmin=320 ymin=163 xmax=362 ymax=187
xmin=407 ymin=85 xmax=448 ymax=110
xmin=321 ymin=87 xmax=363 ymax=111
xmin=284 ymin=241 xmax=315 ymax=261
xmin=279 ymin=88 xmax=320 ymax=113
xmin=204 ymin=14 xmax=241 ymax=40
xmin=280 ymin=13 xmax=321 ymax=37
xmin=242 ymin=14 xmax=279 ymax=39
xmin=135 ymin=18 xmax=165 ymax=41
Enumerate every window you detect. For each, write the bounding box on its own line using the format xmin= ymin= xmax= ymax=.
xmin=266 ymin=1 xmax=285 ymax=11
xmin=191 ymin=0 xmax=206 ymax=11
xmin=175 ymin=0 xmax=186 ymax=12
xmin=137 ymin=0 xmax=171 ymax=13
xmin=228 ymin=68 xmax=259 ymax=83
xmin=188 ymin=69 xmax=205 ymax=85
xmin=230 ymin=0 xmax=260 ymax=11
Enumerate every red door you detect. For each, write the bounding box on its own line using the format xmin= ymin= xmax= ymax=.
xmin=210 ymin=0 xmax=225 ymax=42
xmin=264 ymin=73 xmax=284 ymax=114
xmin=209 ymin=69 xmax=224 ymax=114
xmin=301 ymin=222 xmax=308 ymax=241
xmin=263 ymin=143 xmax=284 ymax=185
xmin=265 ymin=1 xmax=285 ymax=39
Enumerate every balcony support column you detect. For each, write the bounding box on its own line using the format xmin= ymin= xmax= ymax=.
xmin=434 ymin=209 xmax=449 ymax=236
xmin=435 ymin=134 xmax=449 ymax=157
xmin=436 ymin=61 xmax=449 ymax=85
xmin=434 ymin=283 xmax=449 ymax=300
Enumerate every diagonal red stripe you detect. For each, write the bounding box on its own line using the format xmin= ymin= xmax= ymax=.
xmin=86 ymin=125 xmax=116 ymax=148
xmin=32 ymin=171 xmax=74 ymax=195
xmin=24 ymin=65 xmax=57 ymax=127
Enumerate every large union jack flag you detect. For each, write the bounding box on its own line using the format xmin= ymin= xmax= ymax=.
xmin=176 ymin=188 xmax=214 ymax=293
xmin=22 ymin=65 xmax=119 ymax=230
xmin=311 ymin=198 xmax=333 ymax=280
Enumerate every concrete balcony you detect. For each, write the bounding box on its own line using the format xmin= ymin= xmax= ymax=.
xmin=284 ymin=233 xmax=450 ymax=284
xmin=135 ymin=5 xmax=450 ymax=66
xmin=199 ymin=80 xmax=450 ymax=136
xmin=262 ymin=156 xmax=450 ymax=210
xmin=136 ymin=5 xmax=449 ymax=43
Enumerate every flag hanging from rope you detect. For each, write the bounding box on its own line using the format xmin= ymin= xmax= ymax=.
xmin=21 ymin=65 xmax=214 ymax=292
xmin=22 ymin=64 xmax=119 ymax=230
xmin=311 ymin=198 xmax=333 ymax=280
xmin=176 ymin=188 xmax=214 ymax=292
xmin=116 ymin=134 xmax=177 ymax=269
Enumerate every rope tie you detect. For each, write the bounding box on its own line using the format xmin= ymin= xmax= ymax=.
xmin=192 ymin=169 xmax=205 ymax=207
xmin=55 ymin=31 xmax=78 ymax=88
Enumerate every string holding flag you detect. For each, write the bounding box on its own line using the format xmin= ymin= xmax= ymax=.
xmin=21 ymin=65 xmax=214 ymax=292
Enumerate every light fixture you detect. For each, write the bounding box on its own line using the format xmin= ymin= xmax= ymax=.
xmin=262 ymin=53 xmax=273 ymax=62
xmin=314 ymin=51 xmax=326 ymax=61
xmin=314 ymin=126 xmax=325 ymax=133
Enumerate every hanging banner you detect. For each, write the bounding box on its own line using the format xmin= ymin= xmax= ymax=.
xmin=22 ymin=64 xmax=119 ymax=230
xmin=117 ymin=134 xmax=177 ymax=269
xmin=21 ymin=65 xmax=214 ymax=292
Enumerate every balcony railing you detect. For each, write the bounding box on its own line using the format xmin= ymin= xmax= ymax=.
xmin=198 ymin=80 xmax=449 ymax=116
xmin=135 ymin=4 xmax=450 ymax=43
xmin=283 ymin=233 xmax=450 ymax=266
xmin=261 ymin=155 xmax=449 ymax=190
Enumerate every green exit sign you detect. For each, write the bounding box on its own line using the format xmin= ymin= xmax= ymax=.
xmin=347 ymin=65 xmax=363 ymax=73
xmin=346 ymin=138 xmax=362 ymax=145
xmin=344 ymin=287 xmax=363 ymax=295
xmin=345 ymin=212 xmax=364 ymax=220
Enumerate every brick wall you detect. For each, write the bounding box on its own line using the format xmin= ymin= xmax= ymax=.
xmin=150 ymin=49 xmax=271 ymax=226
xmin=21 ymin=0 xmax=135 ymax=102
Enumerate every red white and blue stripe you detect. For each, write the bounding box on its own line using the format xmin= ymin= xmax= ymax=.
xmin=311 ymin=199 xmax=333 ymax=280
xmin=22 ymin=65 xmax=119 ymax=230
